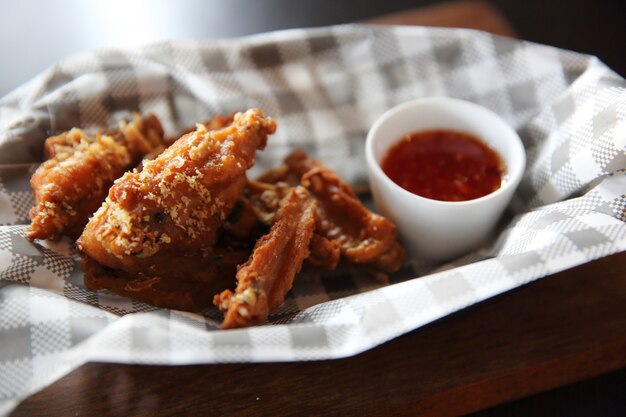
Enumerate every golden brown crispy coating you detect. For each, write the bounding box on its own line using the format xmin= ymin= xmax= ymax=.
xmin=28 ymin=114 xmax=165 ymax=241
xmin=43 ymin=131 xmax=82 ymax=160
xmin=117 ymin=113 xmax=166 ymax=157
xmin=225 ymin=150 xmax=405 ymax=275
xmin=215 ymin=186 xmax=316 ymax=329
xmin=136 ymin=114 xmax=235 ymax=171
xmin=77 ymin=109 xmax=276 ymax=273
xmin=302 ymin=167 xmax=398 ymax=265
xmin=177 ymin=114 xmax=235 ymax=138
xmin=306 ymin=233 xmax=341 ymax=270
xmin=259 ymin=150 xmax=405 ymax=274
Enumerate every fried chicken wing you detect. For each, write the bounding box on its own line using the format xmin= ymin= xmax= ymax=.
xmin=302 ymin=166 xmax=398 ymax=265
xmin=28 ymin=114 xmax=165 ymax=240
xmin=214 ymin=186 xmax=316 ymax=329
xmin=258 ymin=150 xmax=405 ymax=273
xmin=77 ymin=109 xmax=276 ymax=273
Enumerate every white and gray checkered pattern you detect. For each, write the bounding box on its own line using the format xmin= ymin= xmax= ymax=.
xmin=0 ymin=25 xmax=625 ymax=415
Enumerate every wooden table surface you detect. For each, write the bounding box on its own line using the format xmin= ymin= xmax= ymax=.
xmin=12 ymin=2 xmax=626 ymax=416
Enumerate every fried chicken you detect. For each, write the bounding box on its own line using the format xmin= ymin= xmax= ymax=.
xmin=301 ymin=165 xmax=403 ymax=272
xmin=214 ymin=186 xmax=317 ymax=328
xmin=257 ymin=150 xmax=405 ymax=273
xmin=66 ymin=109 xmax=403 ymax=326
xmin=306 ymin=233 xmax=341 ymax=270
xmin=27 ymin=113 xmax=165 ymax=240
xmin=77 ymin=109 xmax=276 ymax=282
xmin=81 ymin=247 xmax=249 ymax=311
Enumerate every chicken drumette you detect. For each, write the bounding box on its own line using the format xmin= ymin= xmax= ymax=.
xmin=28 ymin=113 xmax=165 ymax=240
xmin=215 ymin=186 xmax=317 ymax=328
xmin=253 ymin=150 xmax=405 ymax=274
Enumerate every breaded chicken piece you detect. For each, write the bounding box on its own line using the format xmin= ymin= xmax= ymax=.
xmin=256 ymin=150 xmax=405 ymax=273
xmin=301 ymin=163 xmax=404 ymax=273
xmin=77 ymin=109 xmax=277 ymax=273
xmin=214 ymin=186 xmax=316 ymax=329
xmin=81 ymin=247 xmax=249 ymax=311
xmin=28 ymin=114 xmax=165 ymax=240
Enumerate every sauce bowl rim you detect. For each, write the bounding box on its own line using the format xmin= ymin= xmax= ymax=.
xmin=365 ymin=97 xmax=526 ymax=207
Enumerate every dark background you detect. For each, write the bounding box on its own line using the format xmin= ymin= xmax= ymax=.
xmin=239 ymin=0 xmax=626 ymax=77
xmin=0 ymin=0 xmax=624 ymax=96
xmin=298 ymin=0 xmax=626 ymax=77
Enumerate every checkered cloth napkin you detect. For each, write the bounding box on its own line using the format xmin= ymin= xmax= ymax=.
xmin=0 ymin=25 xmax=624 ymax=415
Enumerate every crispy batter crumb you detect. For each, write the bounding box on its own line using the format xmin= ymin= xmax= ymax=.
xmin=78 ymin=109 xmax=277 ymax=272
xmin=28 ymin=114 xmax=165 ymax=241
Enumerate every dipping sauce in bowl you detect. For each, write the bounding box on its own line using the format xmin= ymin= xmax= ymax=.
xmin=365 ymin=97 xmax=526 ymax=261
xmin=381 ymin=130 xmax=505 ymax=202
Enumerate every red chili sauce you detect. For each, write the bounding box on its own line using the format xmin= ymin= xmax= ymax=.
xmin=381 ymin=130 xmax=505 ymax=202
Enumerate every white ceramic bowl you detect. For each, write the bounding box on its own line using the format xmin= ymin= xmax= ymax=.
xmin=365 ymin=97 xmax=526 ymax=262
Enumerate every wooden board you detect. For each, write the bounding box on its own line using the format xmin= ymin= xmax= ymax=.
xmin=365 ymin=0 xmax=516 ymax=37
